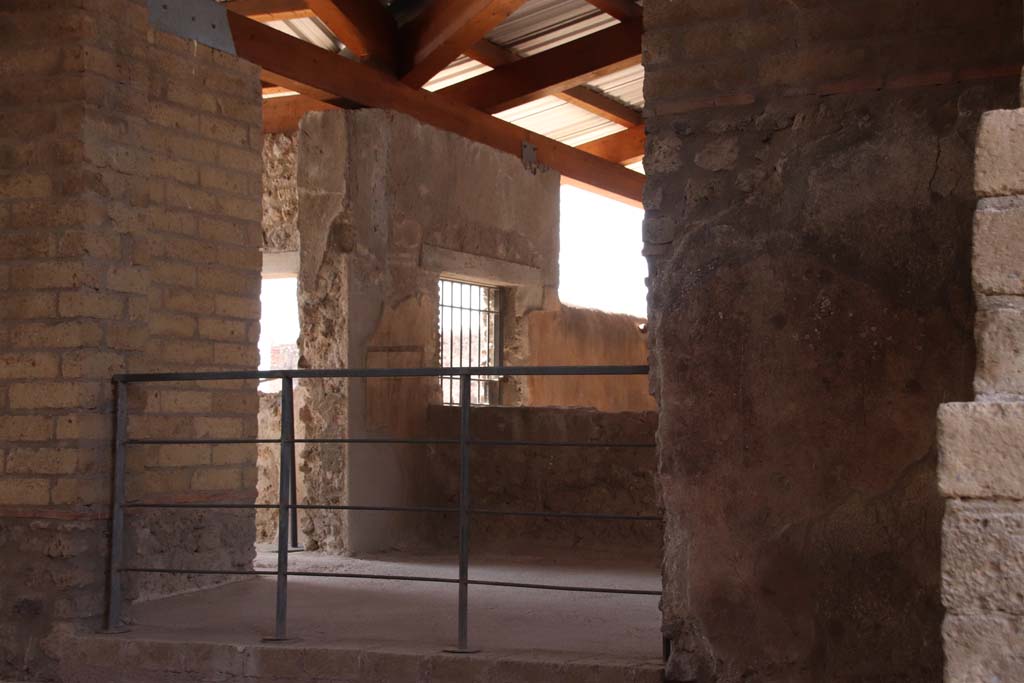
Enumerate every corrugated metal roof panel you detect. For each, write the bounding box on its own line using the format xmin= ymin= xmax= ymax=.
xmin=494 ymin=96 xmax=624 ymax=147
xmin=488 ymin=0 xmax=617 ymax=55
xmin=265 ymin=16 xmax=344 ymax=52
xmin=587 ymin=63 xmax=644 ymax=109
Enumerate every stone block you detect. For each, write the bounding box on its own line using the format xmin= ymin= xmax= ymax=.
xmin=976 ymin=109 xmax=1024 ymax=197
xmin=974 ymin=204 xmax=1024 ymax=295
xmin=938 ymin=402 xmax=1024 ymax=499
xmin=943 ymin=500 xmax=1024 ymax=615
xmin=944 ymin=614 xmax=1024 ymax=683
xmin=975 ymin=305 xmax=1024 ymax=396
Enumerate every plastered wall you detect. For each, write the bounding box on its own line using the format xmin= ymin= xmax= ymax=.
xmin=643 ymin=0 xmax=1024 ymax=680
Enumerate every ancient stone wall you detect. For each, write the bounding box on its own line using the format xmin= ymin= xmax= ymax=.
xmin=292 ymin=109 xmax=562 ymax=553
xmin=0 ymin=1 xmax=262 ymax=678
xmin=262 ymin=132 xmax=298 ymax=254
xmin=643 ymin=0 xmax=1023 ymax=680
xmin=424 ymin=405 xmax=659 ymax=555
xmin=522 ymin=306 xmax=654 ymax=412
xmin=938 ymin=105 xmax=1024 ymax=681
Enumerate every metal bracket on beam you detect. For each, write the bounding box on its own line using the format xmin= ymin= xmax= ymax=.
xmin=521 ymin=141 xmax=544 ymax=175
xmin=147 ymin=0 xmax=236 ymax=55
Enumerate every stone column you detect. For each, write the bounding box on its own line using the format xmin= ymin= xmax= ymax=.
xmin=0 ymin=1 xmax=263 ymax=678
xmin=938 ymin=106 xmax=1024 ymax=681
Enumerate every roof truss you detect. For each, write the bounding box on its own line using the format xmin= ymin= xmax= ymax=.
xmin=223 ymin=0 xmax=646 ymax=204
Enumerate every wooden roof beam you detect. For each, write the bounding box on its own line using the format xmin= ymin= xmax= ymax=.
xmin=463 ymin=40 xmax=641 ymax=128
xmin=304 ymin=0 xmax=399 ymax=69
xmin=438 ymin=22 xmax=642 ymax=113
xmin=577 ymin=125 xmax=645 ymax=165
xmin=582 ymin=0 xmax=641 ymax=21
xmin=229 ymin=12 xmax=644 ymax=205
xmin=401 ymin=0 xmax=528 ymax=88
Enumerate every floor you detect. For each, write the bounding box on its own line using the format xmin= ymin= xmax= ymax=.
xmin=124 ymin=550 xmax=664 ymax=660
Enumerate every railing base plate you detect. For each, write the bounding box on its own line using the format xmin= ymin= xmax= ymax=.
xmin=261 ymin=636 xmax=298 ymax=643
xmin=443 ymin=647 xmax=481 ymax=654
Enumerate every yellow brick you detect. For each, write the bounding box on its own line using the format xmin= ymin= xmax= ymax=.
xmin=58 ymin=290 xmax=124 ymax=318
xmin=10 ymin=321 xmax=104 ymax=349
xmin=164 ymin=288 xmax=215 ymax=315
xmin=0 ymin=478 xmax=50 ymax=505
xmin=158 ymin=389 xmax=213 ymax=414
xmin=150 ymin=312 xmax=196 ymax=337
xmin=0 ymin=232 xmax=54 ymax=258
xmin=197 ymin=268 xmax=258 ymax=296
xmin=56 ymin=414 xmax=110 ymax=441
xmin=129 ymin=469 xmax=190 ymax=498
xmin=51 ymin=477 xmax=108 ymax=505
xmin=191 ymin=467 xmax=242 ymax=491
xmin=155 ymin=339 xmax=213 ymax=365
xmin=0 ymin=352 xmax=60 ymax=379
xmin=6 ymin=448 xmax=80 ymax=475
xmin=211 ymin=443 xmax=255 ymax=466
xmin=60 ymin=350 xmax=125 ymax=379
xmin=106 ymin=265 xmax=148 ymax=294
xmin=106 ymin=321 xmax=147 ymax=351
xmin=197 ymin=317 xmax=247 ymax=342
xmin=9 ymin=382 xmax=104 ymax=410
xmin=214 ymin=294 xmax=259 ymax=320
xmin=215 ymin=342 xmax=258 ymax=367
xmin=10 ymin=262 xmax=103 ymax=290
xmin=0 ymin=173 xmax=52 ymax=199
xmin=193 ymin=417 xmax=243 ymax=440
xmin=0 ymin=292 xmax=58 ymax=319
xmin=0 ymin=416 xmax=53 ymax=441
xmin=156 ymin=445 xmax=211 ymax=468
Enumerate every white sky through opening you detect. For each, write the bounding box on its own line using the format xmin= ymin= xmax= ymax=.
xmin=558 ymin=185 xmax=648 ymax=319
xmin=257 ymin=186 xmax=648 ymax=376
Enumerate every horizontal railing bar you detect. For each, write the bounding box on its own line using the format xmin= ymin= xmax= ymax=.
xmin=123 ymin=502 xmax=659 ymax=521
xmin=467 ymin=579 xmax=662 ymax=596
xmin=118 ymin=568 xmax=661 ymax=594
xmin=120 ymin=567 xmax=459 ymax=584
xmin=125 ymin=437 xmax=461 ymax=446
xmin=125 ymin=503 xmax=460 ymax=513
xmin=126 ymin=438 xmax=279 ymax=445
xmin=471 ymin=509 xmax=661 ymax=521
xmin=112 ymin=365 xmax=649 ymax=383
xmin=469 ymin=439 xmax=656 ymax=448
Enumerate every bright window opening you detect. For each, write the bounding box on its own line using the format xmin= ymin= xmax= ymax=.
xmin=258 ymin=276 xmax=300 ymax=393
xmin=559 ymin=185 xmax=648 ymax=319
xmin=438 ymin=278 xmax=501 ymax=406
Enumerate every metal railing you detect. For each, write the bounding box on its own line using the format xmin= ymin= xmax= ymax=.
xmin=105 ymin=366 xmax=661 ymax=652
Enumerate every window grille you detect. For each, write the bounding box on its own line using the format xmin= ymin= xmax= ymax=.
xmin=438 ymin=278 xmax=501 ymax=405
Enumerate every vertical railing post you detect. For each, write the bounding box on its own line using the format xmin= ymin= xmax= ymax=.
xmin=104 ymin=380 xmax=128 ymax=633
xmin=446 ymin=372 xmax=478 ymax=652
xmin=267 ymin=374 xmax=294 ymax=641
xmin=289 ymin=385 xmax=300 ymax=549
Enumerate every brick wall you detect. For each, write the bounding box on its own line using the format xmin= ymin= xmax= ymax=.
xmin=643 ymin=1 xmax=1023 ymax=681
xmin=938 ymin=106 xmax=1024 ymax=681
xmin=0 ymin=1 xmax=262 ymax=678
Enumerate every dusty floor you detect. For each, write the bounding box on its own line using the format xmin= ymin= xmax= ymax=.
xmin=122 ymin=550 xmax=663 ymax=661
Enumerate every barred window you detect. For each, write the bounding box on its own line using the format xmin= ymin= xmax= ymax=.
xmin=438 ymin=278 xmax=501 ymax=406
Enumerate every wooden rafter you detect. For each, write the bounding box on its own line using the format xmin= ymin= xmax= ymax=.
xmin=401 ymin=0 xmax=528 ymax=88
xmin=229 ymin=13 xmax=644 ymax=204
xmin=463 ymin=40 xmax=641 ymax=128
xmin=577 ymin=125 xmax=645 ymax=165
xmin=304 ymin=0 xmax=398 ymax=68
xmin=582 ymin=0 xmax=641 ymax=21
xmin=438 ymin=22 xmax=642 ymax=113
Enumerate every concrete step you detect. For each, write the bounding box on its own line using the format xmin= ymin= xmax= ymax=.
xmin=60 ymin=634 xmax=664 ymax=683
